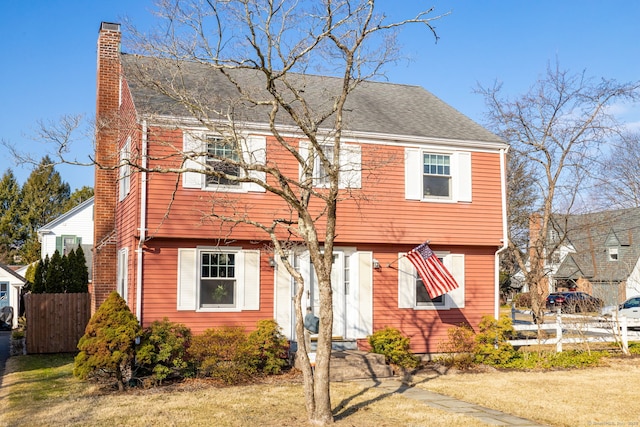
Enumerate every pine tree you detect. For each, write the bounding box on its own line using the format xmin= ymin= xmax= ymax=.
xmin=64 ymin=186 xmax=94 ymax=211
xmin=32 ymin=256 xmax=48 ymax=294
xmin=68 ymin=246 xmax=89 ymax=293
xmin=19 ymin=156 xmax=71 ymax=263
xmin=0 ymin=169 xmax=23 ymax=263
xmin=45 ymin=250 xmax=64 ymax=293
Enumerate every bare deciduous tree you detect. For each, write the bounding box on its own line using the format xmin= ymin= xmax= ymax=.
xmin=117 ymin=1 xmax=444 ymax=424
xmin=478 ymin=62 xmax=640 ymax=325
xmin=591 ymin=131 xmax=640 ymax=209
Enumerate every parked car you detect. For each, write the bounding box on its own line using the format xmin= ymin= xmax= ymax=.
xmin=601 ymin=296 xmax=640 ymax=319
xmin=546 ymin=292 xmax=603 ymax=313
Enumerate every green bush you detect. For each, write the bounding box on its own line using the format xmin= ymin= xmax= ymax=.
xmin=247 ymin=319 xmax=289 ymax=374
xmin=136 ymin=318 xmax=193 ymax=384
xmin=437 ymin=323 xmax=477 ymax=369
xmin=474 ymin=315 xmax=517 ymax=366
xmin=513 ymin=292 xmax=532 ymax=309
xmin=73 ymin=292 xmax=142 ymax=391
xmin=188 ymin=326 xmax=259 ymax=384
xmin=368 ymin=327 xmax=419 ymax=369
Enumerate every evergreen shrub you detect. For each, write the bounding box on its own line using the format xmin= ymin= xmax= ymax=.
xmin=368 ymin=326 xmax=419 ymax=369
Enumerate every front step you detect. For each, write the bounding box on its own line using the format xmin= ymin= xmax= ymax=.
xmin=294 ymin=350 xmax=394 ymax=382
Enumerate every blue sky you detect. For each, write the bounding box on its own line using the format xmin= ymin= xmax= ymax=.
xmin=1 ymin=1 xmax=639 ymax=191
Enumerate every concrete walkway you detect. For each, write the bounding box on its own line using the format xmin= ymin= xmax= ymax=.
xmin=352 ymin=378 xmax=547 ymax=426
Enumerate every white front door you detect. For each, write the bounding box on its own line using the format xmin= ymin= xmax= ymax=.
xmin=309 ymin=253 xmax=346 ymax=338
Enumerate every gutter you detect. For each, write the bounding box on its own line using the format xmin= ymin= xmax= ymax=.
xmin=136 ymin=120 xmax=148 ymax=322
xmin=495 ymin=146 xmax=510 ymax=319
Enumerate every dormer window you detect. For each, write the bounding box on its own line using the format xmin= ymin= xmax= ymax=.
xmin=608 ymin=247 xmax=619 ymax=261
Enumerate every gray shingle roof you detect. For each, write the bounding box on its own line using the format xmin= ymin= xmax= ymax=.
xmin=554 ymin=207 xmax=640 ymax=282
xmin=121 ymin=54 xmax=504 ymax=144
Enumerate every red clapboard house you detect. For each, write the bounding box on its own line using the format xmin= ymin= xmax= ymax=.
xmin=92 ymin=22 xmax=508 ymax=354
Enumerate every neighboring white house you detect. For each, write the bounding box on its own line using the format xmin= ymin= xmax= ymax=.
xmin=0 ymin=264 xmax=26 ymax=329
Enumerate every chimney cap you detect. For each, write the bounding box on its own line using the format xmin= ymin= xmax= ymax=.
xmin=100 ymin=22 xmax=121 ymax=32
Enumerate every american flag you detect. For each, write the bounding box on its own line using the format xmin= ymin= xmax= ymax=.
xmin=406 ymin=242 xmax=459 ymax=298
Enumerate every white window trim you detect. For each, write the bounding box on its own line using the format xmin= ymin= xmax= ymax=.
xmin=405 ymin=148 xmax=471 ymax=203
xmin=182 ymin=131 xmax=266 ymax=193
xmin=177 ymin=247 xmax=260 ymax=312
xmin=398 ymin=251 xmax=465 ymax=310
xmin=119 ymin=137 xmax=131 ymax=201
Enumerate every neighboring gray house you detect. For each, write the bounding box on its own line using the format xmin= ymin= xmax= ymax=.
xmin=0 ymin=264 xmax=26 ymax=329
xmin=36 ymin=197 xmax=93 ymax=278
xmin=544 ymin=207 xmax=640 ymax=306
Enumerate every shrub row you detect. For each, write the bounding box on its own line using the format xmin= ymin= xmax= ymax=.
xmin=74 ymin=292 xmax=289 ymax=389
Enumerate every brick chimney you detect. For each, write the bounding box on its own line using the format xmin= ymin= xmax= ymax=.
xmin=92 ymin=22 xmax=121 ymax=312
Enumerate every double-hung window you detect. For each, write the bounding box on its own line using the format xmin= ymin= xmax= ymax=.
xmin=119 ymin=137 xmax=131 ymax=201
xmin=405 ymin=148 xmax=471 ymax=202
xmin=177 ymin=247 xmax=260 ymax=312
xmin=398 ymin=251 xmax=465 ymax=310
xmin=422 ymin=153 xmax=451 ymax=198
xmin=200 ymin=251 xmax=236 ymax=307
xmin=205 ymin=137 xmax=241 ymax=188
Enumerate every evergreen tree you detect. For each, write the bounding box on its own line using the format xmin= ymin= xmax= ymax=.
xmin=45 ymin=250 xmax=64 ymax=293
xmin=0 ymin=170 xmax=23 ymax=263
xmin=64 ymin=186 xmax=94 ymax=211
xmin=19 ymin=156 xmax=71 ymax=263
xmin=74 ymin=292 xmax=142 ymax=391
xmin=32 ymin=256 xmax=48 ymax=294
xmin=68 ymin=246 xmax=89 ymax=293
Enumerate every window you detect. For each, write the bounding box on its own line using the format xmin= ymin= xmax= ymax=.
xmin=205 ymin=137 xmax=241 ymax=188
xmin=398 ymin=252 xmax=465 ymax=310
xmin=0 ymin=282 xmax=7 ymax=305
xmin=56 ymin=235 xmax=81 ymax=255
xmin=200 ymin=252 xmax=236 ymax=307
xmin=416 ymin=275 xmax=446 ymax=307
xmin=608 ymin=247 xmax=619 ymax=261
xmin=182 ymin=132 xmax=266 ymax=192
xmin=550 ymin=250 xmax=561 ymax=264
xmin=299 ymin=141 xmax=362 ymax=189
xmin=119 ymin=137 xmax=131 ymax=201
xmin=177 ymin=248 xmax=260 ymax=312
xmin=117 ymin=248 xmax=128 ymax=303
xmin=423 ymin=153 xmax=451 ymax=198
xmin=405 ymin=148 xmax=471 ymax=202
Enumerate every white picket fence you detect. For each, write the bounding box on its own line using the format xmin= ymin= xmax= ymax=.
xmin=509 ymin=309 xmax=640 ymax=354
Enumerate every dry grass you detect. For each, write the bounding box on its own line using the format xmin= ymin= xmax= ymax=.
xmin=3 ymin=352 xmax=640 ymax=426
xmin=0 ymin=355 xmax=484 ymax=427
xmin=414 ymin=356 xmax=640 ymax=427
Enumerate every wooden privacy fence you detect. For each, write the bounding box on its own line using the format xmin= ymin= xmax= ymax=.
xmin=24 ymin=293 xmax=91 ymax=354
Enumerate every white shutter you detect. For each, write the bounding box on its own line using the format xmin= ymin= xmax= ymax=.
xmin=182 ymin=131 xmax=204 ymax=189
xmin=357 ymin=251 xmax=373 ymax=337
xmin=177 ymin=248 xmax=197 ymax=310
xmin=447 ymin=254 xmax=465 ymax=308
xmin=241 ymin=250 xmax=260 ymax=310
xmin=339 ymin=143 xmax=361 ymax=189
xmin=453 ymin=152 xmax=472 ymax=202
xmin=405 ymin=148 xmax=422 ymax=200
xmin=298 ymin=141 xmax=309 ymax=184
xmin=274 ymin=256 xmax=293 ymax=339
xmin=398 ymin=254 xmax=415 ymax=308
xmin=243 ymin=135 xmax=266 ymax=192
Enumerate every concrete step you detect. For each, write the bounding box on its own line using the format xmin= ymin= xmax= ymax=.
xmin=329 ymin=350 xmax=393 ymax=382
xmin=296 ymin=350 xmax=394 ymax=382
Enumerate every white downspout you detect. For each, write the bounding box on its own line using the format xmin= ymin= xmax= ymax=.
xmin=136 ymin=120 xmax=148 ymax=321
xmin=495 ymin=146 xmax=510 ymax=319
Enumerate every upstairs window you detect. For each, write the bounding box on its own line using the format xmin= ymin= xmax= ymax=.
xmin=119 ymin=137 xmax=131 ymax=201
xmin=423 ymin=153 xmax=451 ymax=199
xmin=608 ymin=247 xmax=619 ymax=261
xmin=405 ymin=148 xmax=471 ymax=203
xmin=205 ymin=137 xmax=241 ymax=188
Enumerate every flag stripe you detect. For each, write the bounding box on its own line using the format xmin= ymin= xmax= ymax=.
xmin=406 ymin=242 xmax=459 ymax=298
